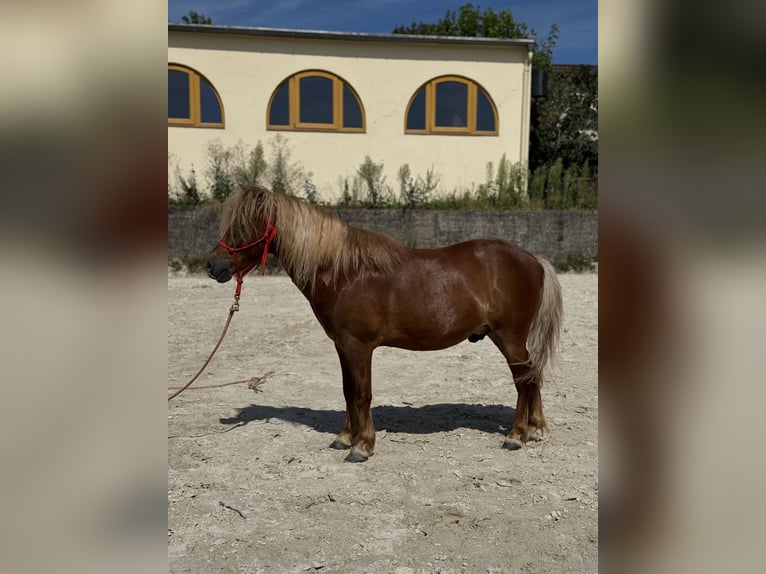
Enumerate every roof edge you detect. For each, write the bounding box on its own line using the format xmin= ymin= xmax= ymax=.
xmin=168 ymin=23 xmax=535 ymax=50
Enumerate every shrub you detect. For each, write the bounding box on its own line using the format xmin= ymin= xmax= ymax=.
xmin=269 ymin=134 xmax=311 ymax=196
xmin=554 ymin=253 xmax=596 ymax=273
xmin=205 ymin=141 xmax=236 ymax=202
xmin=495 ymin=154 xmax=527 ymax=208
xmin=232 ymin=141 xmax=268 ymax=187
xmin=398 ymin=163 xmax=439 ymax=209
xmin=170 ymin=164 xmax=202 ymax=205
xmin=303 ymin=179 xmax=319 ymax=203
xmin=357 ymin=156 xmax=391 ymax=207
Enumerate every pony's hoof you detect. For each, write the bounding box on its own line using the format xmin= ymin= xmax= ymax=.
xmin=329 ymin=439 xmax=351 ymax=450
xmin=344 ymin=450 xmax=369 ymax=463
xmin=503 ymin=438 xmax=524 ymax=451
xmin=527 ymin=427 xmax=546 ymax=442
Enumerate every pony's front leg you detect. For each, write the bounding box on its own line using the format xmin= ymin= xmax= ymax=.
xmin=329 ymin=411 xmax=352 ymax=451
xmin=333 ymin=342 xmax=375 ymax=463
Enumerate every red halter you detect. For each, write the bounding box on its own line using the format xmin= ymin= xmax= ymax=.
xmin=217 ymin=220 xmax=277 ymax=299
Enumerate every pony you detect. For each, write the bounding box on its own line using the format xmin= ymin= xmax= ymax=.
xmin=207 ymin=185 xmax=563 ymax=463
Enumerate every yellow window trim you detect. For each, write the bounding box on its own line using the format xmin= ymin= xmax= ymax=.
xmin=167 ymin=64 xmax=225 ymax=129
xmin=267 ymin=70 xmax=366 ymax=133
xmin=405 ymin=75 xmax=498 ymax=136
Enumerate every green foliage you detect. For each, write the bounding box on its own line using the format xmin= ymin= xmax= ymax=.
xmin=269 ymin=134 xmax=311 ymax=197
xmin=170 ymin=143 xmax=595 ymax=210
xmin=338 ymin=177 xmax=356 ymax=207
xmin=335 ymin=154 xmax=594 ymax=210
xmin=530 ymin=65 xmax=598 ymax=172
xmin=544 ymin=158 xmax=564 ymax=208
xmin=398 ymin=163 xmax=440 ymax=209
xmin=477 ymin=153 xmax=528 ymax=208
xmin=171 ymin=137 xmax=314 ymax=203
xmin=424 ymin=190 xmax=471 ymax=210
xmin=553 ymin=253 xmax=596 ymax=273
xmin=169 ymin=255 xmax=285 ymax=276
xmin=168 ymin=256 xmax=208 ymax=274
xmin=393 ymin=3 xmax=558 ymax=70
xmin=303 ymin=180 xmax=319 ymax=203
xmin=170 ymin=164 xmax=202 ymax=205
xmin=232 ymin=141 xmax=268 ymax=187
xmin=205 ymin=141 xmax=236 ymax=202
xmin=168 ymin=258 xmax=184 ymax=273
xmin=358 ymin=155 xmax=387 ymax=206
xmin=533 ymin=24 xmax=559 ymax=71
xmin=181 ymin=11 xmax=212 ymax=24
xmin=339 ymin=156 xmax=393 ymax=207
xmin=528 ymin=159 xmax=597 ymax=210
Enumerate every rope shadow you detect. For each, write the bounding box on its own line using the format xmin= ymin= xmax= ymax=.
xmin=219 ymin=403 xmax=515 ymax=437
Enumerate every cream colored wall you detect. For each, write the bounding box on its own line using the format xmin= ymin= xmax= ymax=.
xmin=168 ymin=32 xmax=531 ymax=202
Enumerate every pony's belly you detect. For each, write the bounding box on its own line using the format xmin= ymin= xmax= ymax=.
xmin=380 ymin=324 xmax=479 ymax=351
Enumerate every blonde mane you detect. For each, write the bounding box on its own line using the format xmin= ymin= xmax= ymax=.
xmin=220 ymin=186 xmax=406 ymax=289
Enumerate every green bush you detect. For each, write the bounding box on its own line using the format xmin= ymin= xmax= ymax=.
xmin=269 ymin=134 xmax=312 ymax=196
xmin=528 ymin=158 xmax=597 ymax=210
xmin=398 ymin=163 xmax=439 ymax=209
xmin=553 ymin=253 xmax=596 ymax=273
xmin=338 ymin=156 xmax=394 ymax=207
xmin=357 ymin=156 xmax=392 ymax=207
xmin=233 ymin=141 xmax=268 ymax=187
xmin=169 ymin=164 xmax=202 ymax=205
xmin=205 ymin=141 xmax=235 ymax=202
xmin=170 ymin=143 xmax=597 ymax=210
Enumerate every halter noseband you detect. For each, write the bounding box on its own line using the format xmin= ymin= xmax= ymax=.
xmin=217 ymin=220 xmax=277 ymax=299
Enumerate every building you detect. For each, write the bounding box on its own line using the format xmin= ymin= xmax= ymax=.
xmin=168 ymin=24 xmax=534 ymax=202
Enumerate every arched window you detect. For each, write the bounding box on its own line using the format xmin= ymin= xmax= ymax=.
xmin=405 ymin=76 xmax=498 ymax=135
xmin=267 ymin=70 xmax=365 ymax=133
xmin=168 ymin=64 xmax=225 ymax=128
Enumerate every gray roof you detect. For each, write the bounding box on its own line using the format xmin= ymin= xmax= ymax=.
xmin=168 ymin=23 xmax=534 ymax=51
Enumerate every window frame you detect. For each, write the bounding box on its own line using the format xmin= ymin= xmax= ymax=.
xmin=405 ymin=75 xmax=498 ymax=136
xmin=267 ymin=70 xmax=366 ymax=133
xmin=167 ymin=63 xmax=225 ymax=129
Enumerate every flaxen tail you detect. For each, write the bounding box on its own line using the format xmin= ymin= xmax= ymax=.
xmin=526 ymin=256 xmax=563 ymax=387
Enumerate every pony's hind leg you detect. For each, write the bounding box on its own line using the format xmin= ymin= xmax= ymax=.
xmin=330 ymin=412 xmax=352 ymax=450
xmin=489 ymin=331 xmax=541 ymax=449
xmin=526 ymin=384 xmax=547 ymax=441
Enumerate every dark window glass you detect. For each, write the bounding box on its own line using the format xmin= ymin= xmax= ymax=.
xmin=199 ymin=77 xmax=222 ymax=124
xmin=168 ymin=70 xmax=190 ymax=119
xmin=406 ymin=88 xmax=426 ymax=130
xmin=269 ymin=82 xmax=290 ymax=126
xmin=476 ymin=89 xmax=495 ymax=131
xmin=342 ymin=85 xmax=362 ymax=128
xmin=435 ymin=81 xmax=467 ymax=127
xmin=299 ymin=76 xmax=334 ymax=124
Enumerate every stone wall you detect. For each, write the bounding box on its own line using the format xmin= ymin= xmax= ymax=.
xmin=169 ymin=205 xmax=597 ymax=263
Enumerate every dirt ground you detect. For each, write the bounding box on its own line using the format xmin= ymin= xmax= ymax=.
xmin=168 ymin=272 xmax=597 ymax=574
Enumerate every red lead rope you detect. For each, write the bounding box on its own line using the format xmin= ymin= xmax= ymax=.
xmin=168 ymin=222 xmax=277 ymax=402
xmin=217 ymin=221 xmax=277 ymax=299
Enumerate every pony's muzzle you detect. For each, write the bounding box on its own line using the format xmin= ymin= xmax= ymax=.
xmin=206 ymin=257 xmax=232 ymax=283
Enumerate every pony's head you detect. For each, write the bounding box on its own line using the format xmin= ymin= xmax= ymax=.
xmin=207 ymin=184 xmax=406 ymax=292
xmin=206 ymin=186 xmax=276 ymax=285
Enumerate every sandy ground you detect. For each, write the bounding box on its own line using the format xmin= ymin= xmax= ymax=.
xmin=168 ymin=272 xmax=597 ymax=574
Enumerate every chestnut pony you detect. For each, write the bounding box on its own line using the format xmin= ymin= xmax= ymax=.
xmin=207 ymin=186 xmax=563 ymax=463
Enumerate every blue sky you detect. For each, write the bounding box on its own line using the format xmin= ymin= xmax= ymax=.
xmin=168 ymin=1 xmax=597 ymax=64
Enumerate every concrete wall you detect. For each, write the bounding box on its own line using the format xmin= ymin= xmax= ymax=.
xmin=169 ymin=205 xmax=597 ymax=264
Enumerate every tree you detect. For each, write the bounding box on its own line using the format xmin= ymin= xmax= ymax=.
xmin=393 ymin=3 xmax=558 ymax=70
xmin=181 ymin=11 xmax=212 ymax=25
xmin=529 ymin=65 xmax=598 ymax=174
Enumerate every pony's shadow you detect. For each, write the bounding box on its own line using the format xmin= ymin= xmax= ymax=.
xmin=220 ymin=402 xmax=515 ymax=437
